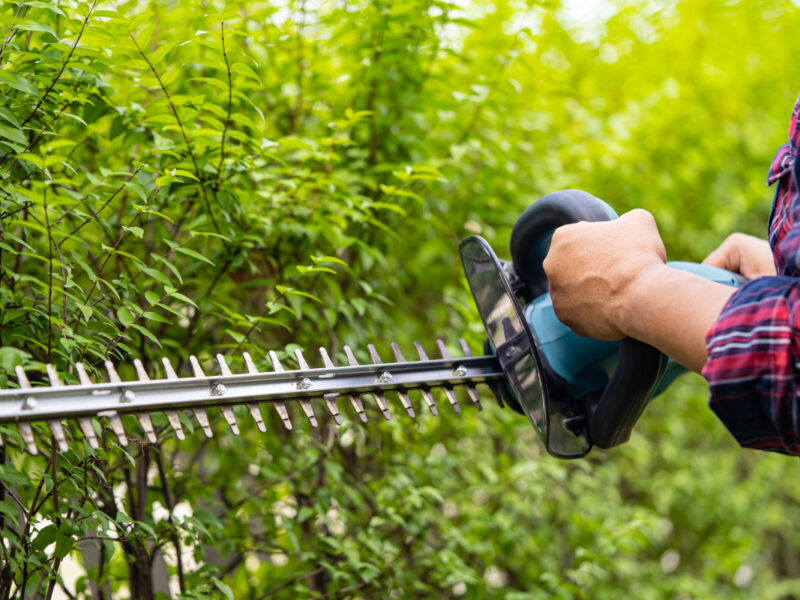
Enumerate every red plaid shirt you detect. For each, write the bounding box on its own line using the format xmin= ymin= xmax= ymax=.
xmin=702 ymin=94 xmax=800 ymax=454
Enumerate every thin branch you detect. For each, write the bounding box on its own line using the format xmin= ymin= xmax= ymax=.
xmin=128 ymin=32 xmax=223 ymax=237
xmin=20 ymin=0 xmax=98 ymax=128
xmin=0 ymin=0 xmax=26 ymax=65
xmin=215 ymin=21 xmax=233 ymax=187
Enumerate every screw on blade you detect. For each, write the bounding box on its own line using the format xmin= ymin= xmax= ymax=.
xmin=51 ymin=363 xmax=100 ymax=449
xmin=369 ymin=344 xmax=414 ymax=418
xmin=344 ymin=346 xmax=391 ymax=420
xmin=217 ymin=354 xmax=256 ymax=434
xmin=458 ymin=338 xmax=483 ymax=411
xmin=244 ymin=352 xmax=292 ymax=430
xmin=319 ymin=348 xmax=366 ymax=423
xmin=286 ymin=350 xmax=317 ymax=428
xmin=188 ymin=356 xmax=214 ymax=438
xmin=14 ymin=366 xmax=39 ymax=455
xmin=102 ymin=362 xmax=129 ymax=446
xmin=410 ymin=342 xmax=440 ymax=416
xmin=434 ymin=340 xmax=461 ymax=413
xmin=132 ymin=359 xmax=159 ymax=443
xmin=160 ymin=357 xmax=187 ymax=440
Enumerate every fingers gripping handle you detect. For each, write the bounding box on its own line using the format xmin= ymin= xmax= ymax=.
xmin=510 ymin=190 xmax=662 ymax=450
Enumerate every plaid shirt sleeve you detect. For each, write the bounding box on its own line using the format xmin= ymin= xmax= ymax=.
xmin=701 ymin=95 xmax=800 ymax=455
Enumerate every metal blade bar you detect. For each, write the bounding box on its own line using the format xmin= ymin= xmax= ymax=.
xmin=0 ymin=355 xmax=502 ymax=424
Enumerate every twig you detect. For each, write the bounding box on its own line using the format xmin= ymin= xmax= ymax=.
xmin=128 ymin=32 xmax=223 ymax=236
xmin=215 ymin=21 xmax=232 ymax=186
xmin=20 ymin=0 xmax=98 ymax=128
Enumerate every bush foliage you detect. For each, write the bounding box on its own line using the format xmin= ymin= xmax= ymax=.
xmin=1 ymin=0 xmax=800 ymax=598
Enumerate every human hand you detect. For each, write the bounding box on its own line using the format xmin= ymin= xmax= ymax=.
xmin=543 ymin=209 xmax=667 ymax=340
xmin=702 ymin=233 xmax=776 ymax=279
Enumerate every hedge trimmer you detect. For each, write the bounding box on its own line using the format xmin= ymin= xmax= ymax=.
xmin=0 ymin=191 xmax=742 ymax=458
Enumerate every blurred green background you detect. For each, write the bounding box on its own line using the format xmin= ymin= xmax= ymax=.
xmin=2 ymin=0 xmax=800 ymax=598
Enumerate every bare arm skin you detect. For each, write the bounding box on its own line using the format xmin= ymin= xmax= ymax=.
xmin=543 ymin=210 xmax=744 ymax=373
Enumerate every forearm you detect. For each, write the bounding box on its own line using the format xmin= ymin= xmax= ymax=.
xmin=619 ymin=264 xmax=737 ymax=373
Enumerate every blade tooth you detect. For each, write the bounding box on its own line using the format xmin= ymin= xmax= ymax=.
xmin=367 ymin=344 xmax=383 ymax=364
xmin=424 ymin=341 xmax=459 ymax=412
xmin=162 ymin=357 xmax=179 ymax=379
xmin=268 ymin=351 xmax=284 ymax=372
xmin=104 ymin=360 xmax=122 ymax=383
xmin=157 ymin=360 xmax=186 ymax=439
xmin=436 ymin=339 xmax=452 ymax=360
xmin=133 ymin=358 xmax=151 ymax=381
xmin=242 ymin=352 xmax=258 ymax=374
xmin=344 ymin=346 xmax=388 ymax=419
xmin=216 ymin=354 xmax=233 ymax=376
xmin=132 ymin=360 xmax=159 ymax=444
xmin=187 ymin=356 xmax=213 ymax=437
xmin=299 ymin=400 xmax=318 ymax=428
xmin=372 ymin=391 xmax=391 ymax=421
xmin=343 ymin=345 xmax=359 ymax=366
xmin=48 ymin=420 xmax=69 ymax=452
xmin=321 ymin=348 xmax=366 ymax=422
xmin=18 ymin=423 xmax=38 ymax=455
xmin=465 ymin=385 xmax=484 ymax=411
xmin=45 ymin=364 xmax=62 ymax=387
xmin=323 ymin=394 xmax=343 ymax=426
xmin=456 ymin=339 xmax=483 ymax=410
xmin=396 ymin=389 xmax=415 ymax=418
xmin=14 ymin=366 xmax=31 ymax=388
xmin=189 ymin=355 xmax=206 ymax=378
xmin=220 ymin=407 xmax=240 ymax=435
xmin=257 ymin=354 xmax=293 ymax=429
xmin=441 ymin=387 xmax=461 ymax=413
xmin=388 ymin=343 xmax=415 ymax=417
xmin=391 ymin=342 xmax=406 ymax=362
xmin=318 ymin=347 xmax=335 ymax=369
xmin=246 ymin=403 xmax=267 ymax=432
xmin=99 ymin=411 xmax=128 ymax=447
xmin=294 ymin=349 xmax=311 ymax=371
xmin=137 ymin=414 xmax=158 ymax=444
xmin=77 ymin=418 xmax=99 ymax=450
xmin=165 ymin=412 xmax=186 ymax=441
xmin=418 ymin=388 xmax=439 ymax=416
xmin=192 ymin=409 xmax=213 ymax=438
xmin=273 ymin=402 xmax=293 ymax=430
xmin=75 ymin=362 xmax=92 ymax=386
xmin=411 ymin=343 xmax=438 ymax=414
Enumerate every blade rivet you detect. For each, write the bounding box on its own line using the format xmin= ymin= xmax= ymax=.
xmin=453 ymin=365 xmax=468 ymax=377
xmin=297 ymin=378 xmax=312 ymax=390
xmin=22 ymin=397 xmax=37 ymax=410
xmin=377 ymin=371 xmax=393 ymax=384
xmin=120 ymin=390 xmax=136 ymax=403
xmin=211 ymin=383 xmax=227 ymax=396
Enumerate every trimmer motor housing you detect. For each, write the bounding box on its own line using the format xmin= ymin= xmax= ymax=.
xmin=459 ymin=190 xmax=742 ymax=458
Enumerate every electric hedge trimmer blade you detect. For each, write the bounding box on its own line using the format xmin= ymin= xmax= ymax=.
xmin=0 ymin=339 xmax=503 ymax=454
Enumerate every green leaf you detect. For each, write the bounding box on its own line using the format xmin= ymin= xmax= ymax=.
xmin=0 ymin=72 xmax=41 ymax=98
xmin=117 ymin=306 xmax=134 ymax=329
xmin=0 ymin=123 xmax=27 ymax=145
xmin=176 ymin=246 xmax=214 ymax=265
xmin=54 ymin=533 xmax=73 ymax=559
xmin=213 ymin=578 xmax=233 ymax=600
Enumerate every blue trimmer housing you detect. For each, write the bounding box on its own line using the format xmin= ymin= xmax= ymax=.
xmin=459 ymin=190 xmax=742 ymax=458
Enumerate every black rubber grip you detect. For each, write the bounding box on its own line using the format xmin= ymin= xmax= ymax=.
xmin=587 ymin=338 xmax=662 ymax=448
xmin=510 ymin=189 xmax=614 ymax=300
